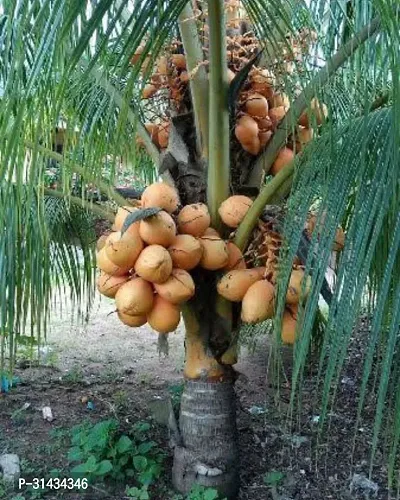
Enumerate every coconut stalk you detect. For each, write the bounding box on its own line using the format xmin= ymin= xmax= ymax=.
xmin=179 ymin=3 xmax=209 ymax=157
xmin=207 ymin=0 xmax=230 ymax=227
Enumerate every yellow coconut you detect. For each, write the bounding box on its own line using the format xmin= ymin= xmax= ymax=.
xmin=241 ymin=279 xmax=275 ymax=323
xmin=235 ymin=115 xmax=261 ymax=155
xmin=171 ymin=54 xmax=186 ymax=69
xmin=270 ymin=147 xmax=295 ymax=175
xmin=142 ymin=84 xmax=158 ymax=99
xmin=134 ymin=244 xmax=173 ymax=284
xmin=203 ymin=227 xmax=221 ymax=237
xmin=286 ymin=269 xmax=312 ymax=305
xmin=147 ymin=295 xmax=181 ymax=334
xmin=154 ymin=268 xmax=195 ymax=304
xmin=115 ymin=277 xmax=154 ymax=316
xmin=158 ymin=121 xmax=170 ymax=148
xmin=199 ymin=235 xmax=229 ymax=270
xmin=105 ymin=231 xmax=144 ymax=269
xmin=168 ymin=234 xmax=203 ymax=270
xmin=96 ymin=249 xmax=131 ymax=276
xmin=141 ymin=182 xmax=179 ymax=214
xmin=298 ymin=98 xmax=328 ymax=127
xmin=281 ymin=307 xmax=298 ymax=344
xmin=217 ymin=268 xmax=265 ymax=302
xmin=177 ymin=203 xmax=211 ymax=237
xmin=218 ymin=195 xmax=253 ymax=228
xmin=224 ymin=242 xmax=246 ymax=270
xmin=245 ymin=93 xmax=269 ymax=118
xmin=139 ymin=210 xmax=176 ymax=247
xmin=117 ymin=311 xmax=147 ymax=327
xmin=270 ymin=92 xmax=290 ymax=109
xmin=114 ymin=206 xmax=141 ymax=237
xmin=97 ymin=272 xmax=130 ymax=298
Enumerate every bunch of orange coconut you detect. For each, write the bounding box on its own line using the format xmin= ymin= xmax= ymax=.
xmin=235 ymin=67 xmax=327 ymax=174
xmin=96 ymin=184 xmax=312 ymax=344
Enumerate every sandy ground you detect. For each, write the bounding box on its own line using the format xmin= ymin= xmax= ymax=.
xmin=42 ymin=294 xmax=268 ymax=397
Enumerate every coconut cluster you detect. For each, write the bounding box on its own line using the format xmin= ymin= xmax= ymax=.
xmin=133 ymin=5 xmax=325 ymax=167
xmin=97 ymin=184 xmax=342 ymax=344
xmin=96 ymin=185 xmax=250 ymax=335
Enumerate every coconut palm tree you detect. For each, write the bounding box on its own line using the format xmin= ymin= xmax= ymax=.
xmin=1 ymin=0 xmax=400 ymax=497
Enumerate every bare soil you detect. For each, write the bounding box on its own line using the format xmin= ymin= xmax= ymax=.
xmin=0 ymin=298 xmax=396 ymax=499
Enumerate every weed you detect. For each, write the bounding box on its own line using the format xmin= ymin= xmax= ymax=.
xmin=67 ymin=418 xmax=164 ymax=489
xmin=172 ymin=485 xmax=225 ymax=500
xmin=63 ymin=366 xmax=84 ymax=384
xmin=113 ymin=389 xmax=129 ymax=411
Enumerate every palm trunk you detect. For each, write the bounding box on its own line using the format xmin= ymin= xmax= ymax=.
xmin=172 ymin=306 xmax=240 ymax=499
xmin=172 ymin=379 xmax=239 ymax=498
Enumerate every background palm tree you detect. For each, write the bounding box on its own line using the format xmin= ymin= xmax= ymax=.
xmin=1 ymin=0 xmax=400 ymax=497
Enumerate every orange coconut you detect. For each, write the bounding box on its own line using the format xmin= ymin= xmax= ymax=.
xmin=171 ymin=54 xmax=186 ymax=69
xmin=224 ymin=242 xmax=246 ymax=270
xmin=154 ymin=268 xmax=195 ymax=304
xmin=142 ymin=84 xmax=158 ymax=99
xmin=245 ymin=93 xmax=269 ymax=118
xmin=105 ymin=231 xmax=144 ymax=269
xmin=115 ymin=277 xmax=154 ymax=316
xmin=199 ymin=235 xmax=229 ymax=270
xmin=298 ymin=99 xmax=327 ymax=127
xmin=297 ymin=126 xmax=314 ymax=147
xmin=147 ymin=296 xmax=181 ymax=334
xmin=158 ymin=121 xmax=170 ymax=148
xmin=177 ymin=203 xmax=211 ymax=237
xmin=96 ymin=249 xmax=131 ymax=276
xmin=203 ymin=227 xmax=221 ymax=237
xmin=217 ymin=268 xmax=265 ymax=302
xmin=270 ymin=147 xmax=295 ymax=175
xmin=270 ymin=92 xmax=290 ymax=109
xmin=96 ymin=232 xmax=110 ymax=252
xmin=259 ymin=129 xmax=273 ymax=148
xmin=168 ymin=234 xmax=203 ymax=270
xmin=286 ymin=269 xmax=312 ymax=305
xmin=141 ymin=182 xmax=179 ymax=214
xmin=241 ymin=279 xmax=275 ymax=323
xmin=333 ymin=227 xmax=345 ymax=251
xmin=269 ymin=106 xmax=286 ymax=127
xmin=97 ymin=272 xmax=130 ymax=298
xmin=117 ymin=311 xmax=147 ymax=327
xmin=134 ymin=245 xmax=173 ymax=284
xmin=218 ymin=195 xmax=253 ymax=228
xmin=281 ymin=306 xmax=298 ymax=344
xmin=114 ymin=206 xmax=141 ymax=237
xmin=250 ymin=69 xmax=275 ymax=99
xmin=235 ymin=115 xmax=260 ymax=155
xmin=139 ymin=210 xmax=176 ymax=247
